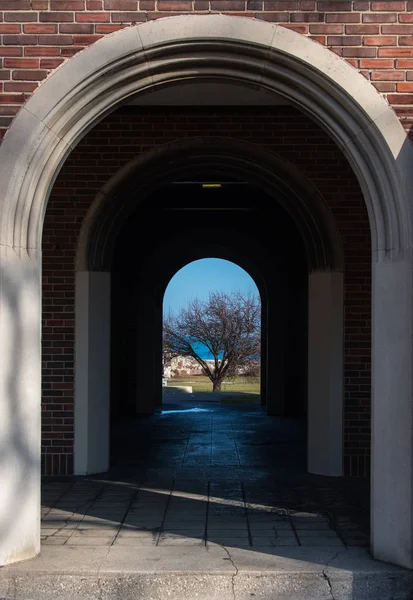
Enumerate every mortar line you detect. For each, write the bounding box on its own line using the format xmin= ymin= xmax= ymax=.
xmin=229 ymin=413 xmax=241 ymax=466
xmin=109 ymin=482 xmax=142 ymax=547
xmin=61 ymin=482 xmax=110 ymax=545
xmin=241 ymin=482 xmax=253 ymax=547
xmin=42 ymin=477 xmax=78 ymax=518
xmin=155 ymin=479 xmax=176 ymax=546
xmin=286 ymin=510 xmax=302 ymax=546
xmin=180 ymin=420 xmax=192 ymax=467
xmin=204 ymin=480 xmax=211 ymax=547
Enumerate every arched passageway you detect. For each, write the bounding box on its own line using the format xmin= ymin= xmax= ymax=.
xmin=76 ymin=139 xmax=344 ymax=483
xmin=0 ymin=15 xmax=412 ymax=571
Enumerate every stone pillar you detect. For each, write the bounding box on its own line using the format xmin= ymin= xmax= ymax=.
xmin=75 ymin=271 xmax=111 ymax=475
xmin=371 ymin=257 xmax=413 ymax=569
xmin=266 ymin=274 xmax=287 ymax=416
xmin=307 ymin=271 xmax=344 ymax=477
xmin=0 ymin=249 xmax=41 ymax=565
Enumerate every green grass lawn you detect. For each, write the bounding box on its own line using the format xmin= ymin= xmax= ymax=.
xmin=166 ymin=375 xmax=260 ymax=402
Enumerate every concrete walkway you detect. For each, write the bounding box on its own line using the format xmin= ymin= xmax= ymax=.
xmin=1 ymin=397 xmax=412 ymax=599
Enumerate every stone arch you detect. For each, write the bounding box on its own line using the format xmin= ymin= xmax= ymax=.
xmin=0 ymin=14 xmax=412 ymax=569
xmin=76 ymin=137 xmax=344 ymax=273
xmin=74 ymin=137 xmax=345 ymax=482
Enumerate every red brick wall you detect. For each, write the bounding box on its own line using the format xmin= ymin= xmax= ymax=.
xmin=0 ymin=1 xmax=413 ymax=140
xmin=41 ymin=106 xmax=371 ymax=477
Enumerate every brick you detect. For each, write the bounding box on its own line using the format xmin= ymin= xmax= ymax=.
xmin=0 ymin=70 xmax=10 ymax=80
xmin=310 ymin=34 xmax=326 ymax=44
xmin=280 ymin=23 xmax=308 ymax=34
xmin=95 ymin=24 xmax=127 ymax=33
xmin=342 ymin=47 xmax=376 ymax=58
xmin=327 ymin=35 xmax=362 ymax=45
xmin=4 ymin=81 xmax=38 ymax=92
xmin=364 ymin=36 xmax=397 ymax=46
xmin=373 ymin=82 xmax=396 ymax=92
xmin=264 ymin=1 xmax=298 ymax=7
xmin=4 ymin=58 xmax=39 ymax=68
xmin=0 ymin=93 xmax=25 ymax=103
xmin=290 ymin=12 xmax=325 ymax=22
xmin=256 ymin=12 xmax=290 ymax=21
xmin=32 ymin=1 xmax=49 ymax=7
xmin=40 ymin=12 xmax=74 ymax=22
xmin=401 ymin=36 xmax=413 ymax=46
xmin=73 ymin=34 xmax=103 ymax=44
xmin=38 ymin=35 xmax=74 ymax=45
xmin=12 ymin=69 xmax=48 ymax=81
xmin=104 ymin=0 xmax=137 ymax=7
xmin=25 ymin=47 xmax=60 ymax=56
xmin=158 ymin=0 xmax=192 ymax=8
xmin=60 ymin=46 xmax=83 ymax=56
xmin=371 ymin=70 xmax=405 ymax=80
xmin=387 ymin=94 xmax=413 ymax=103
xmin=59 ymin=23 xmax=94 ymax=33
xmin=76 ymin=12 xmax=110 ymax=21
xmin=0 ymin=48 xmax=23 ymax=57
xmin=87 ymin=0 xmax=102 ymax=7
xmin=309 ymin=24 xmax=343 ymax=33
xmin=3 ymin=34 xmax=38 ymax=45
xmin=372 ymin=1 xmax=405 ymax=9
xmin=210 ymin=1 xmax=245 ymax=8
xmin=362 ymin=13 xmax=397 ymax=22
xmin=140 ymin=0 xmax=155 ymax=7
xmin=112 ymin=11 xmax=146 ymax=21
xmin=326 ymin=13 xmax=360 ymax=23
xmin=24 ymin=24 xmax=58 ymax=34
xmin=5 ymin=12 xmax=38 ymax=21
xmin=399 ymin=14 xmax=413 ymax=22
xmin=194 ymin=0 xmax=209 ymax=6
xmin=0 ymin=24 xmax=21 ymax=33
xmin=397 ymin=82 xmax=413 ymax=91
xmin=317 ymin=1 xmax=351 ymax=9
xmin=379 ymin=47 xmax=413 ymax=56
xmin=396 ymin=59 xmax=413 ymax=67
xmin=359 ymin=59 xmax=394 ymax=67
xmin=40 ymin=58 xmax=65 ymax=69
xmin=383 ymin=24 xmax=413 ymax=33
xmin=345 ymin=25 xmax=380 ymax=34
xmin=0 ymin=0 xmax=31 ymax=7
xmin=406 ymin=71 xmax=413 ymax=80
xmin=50 ymin=1 xmax=85 ymax=8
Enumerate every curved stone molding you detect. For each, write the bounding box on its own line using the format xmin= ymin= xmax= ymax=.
xmin=1 ymin=14 xmax=413 ymax=570
xmin=76 ymin=137 xmax=344 ymax=273
xmin=0 ymin=15 xmax=411 ymax=260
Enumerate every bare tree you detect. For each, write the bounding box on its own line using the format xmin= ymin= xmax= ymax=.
xmin=163 ymin=291 xmax=261 ymax=392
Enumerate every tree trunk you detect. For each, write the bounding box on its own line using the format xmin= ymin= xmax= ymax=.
xmin=212 ymin=381 xmax=222 ymax=392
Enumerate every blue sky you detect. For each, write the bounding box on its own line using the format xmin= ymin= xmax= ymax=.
xmin=163 ymin=258 xmax=259 ymax=315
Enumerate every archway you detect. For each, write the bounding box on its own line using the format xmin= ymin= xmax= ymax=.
xmin=0 ymin=15 xmax=412 ymax=570
xmin=74 ymin=138 xmax=344 ymax=482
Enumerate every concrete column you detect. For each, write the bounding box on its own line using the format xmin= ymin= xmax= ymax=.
xmin=75 ymin=271 xmax=111 ymax=475
xmin=136 ymin=285 xmax=157 ymax=415
xmin=307 ymin=271 xmax=344 ymax=477
xmin=0 ymin=249 xmax=41 ymax=565
xmin=371 ymin=258 xmax=413 ymax=569
xmin=266 ymin=275 xmax=286 ymax=416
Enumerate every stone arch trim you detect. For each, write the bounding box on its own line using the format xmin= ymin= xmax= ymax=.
xmin=0 ymin=14 xmax=411 ymax=261
xmin=76 ymin=137 xmax=344 ymax=273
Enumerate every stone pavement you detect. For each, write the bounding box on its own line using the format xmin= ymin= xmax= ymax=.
xmin=1 ymin=397 xmax=412 ymax=599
